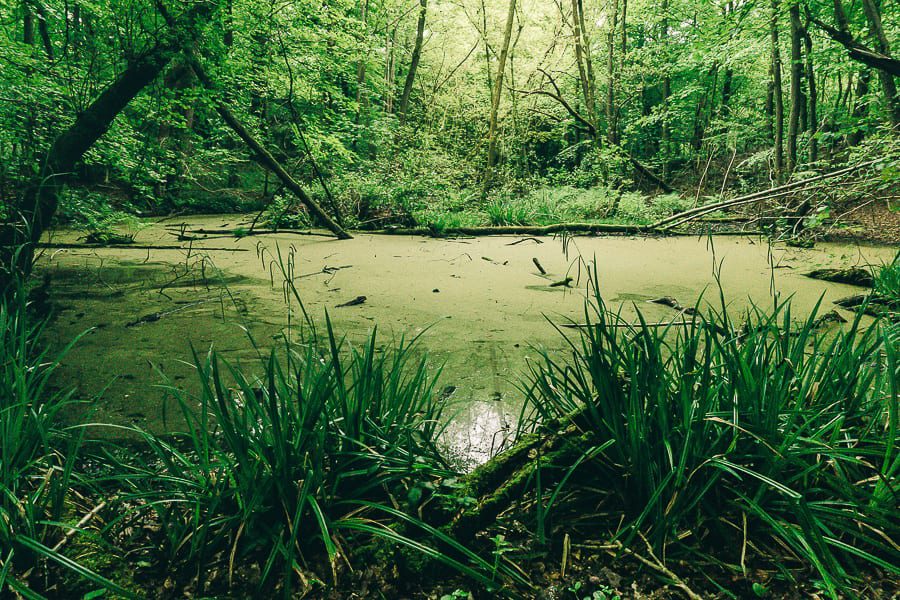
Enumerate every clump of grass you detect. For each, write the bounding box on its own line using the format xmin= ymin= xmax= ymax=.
xmin=614 ymin=191 xmax=691 ymax=223
xmin=414 ymin=209 xmax=482 ymax=235
xmin=485 ymin=198 xmax=534 ymax=226
xmin=522 ymin=265 xmax=899 ymax=596
xmin=105 ymin=314 xmax=524 ymax=593
xmin=874 ymin=252 xmax=900 ymax=303
xmin=0 ymin=281 xmax=130 ymax=597
xmin=485 ymin=186 xmax=613 ymax=226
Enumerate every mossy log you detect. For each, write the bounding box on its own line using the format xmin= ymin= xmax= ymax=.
xmin=363 ymin=225 xmax=762 ymax=238
xmin=833 ymin=293 xmax=899 ymax=317
xmin=428 ymin=410 xmax=591 ymax=544
xmin=805 ymin=267 xmax=874 ymax=287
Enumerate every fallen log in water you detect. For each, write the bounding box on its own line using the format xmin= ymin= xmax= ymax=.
xmin=805 ymin=267 xmax=874 ymax=287
xmin=37 ymin=242 xmax=249 ymax=252
xmin=365 ymin=224 xmax=762 ymax=237
xmin=172 ymin=228 xmax=335 ymax=239
xmin=833 ymin=293 xmax=899 ymax=317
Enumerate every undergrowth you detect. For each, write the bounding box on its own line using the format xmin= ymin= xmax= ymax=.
xmin=521 ymin=264 xmax=899 ymax=597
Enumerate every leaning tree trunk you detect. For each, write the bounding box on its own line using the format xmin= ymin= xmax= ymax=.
xmin=185 ymin=55 xmax=351 ymax=239
xmin=0 ymin=3 xmax=211 ymax=287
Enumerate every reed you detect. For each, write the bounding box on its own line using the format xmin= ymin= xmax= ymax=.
xmin=522 ymin=264 xmax=899 ymax=596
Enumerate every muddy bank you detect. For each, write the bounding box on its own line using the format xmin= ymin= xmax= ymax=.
xmin=38 ymin=216 xmax=897 ymax=465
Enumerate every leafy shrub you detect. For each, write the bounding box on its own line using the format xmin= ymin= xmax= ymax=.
xmin=615 ymin=192 xmax=691 ymax=223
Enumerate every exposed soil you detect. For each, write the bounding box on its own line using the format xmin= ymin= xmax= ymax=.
xmin=823 ymin=197 xmax=900 ymax=246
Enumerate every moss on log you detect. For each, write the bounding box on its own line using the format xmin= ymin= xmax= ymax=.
xmin=805 ymin=267 xmax=874 ymax=287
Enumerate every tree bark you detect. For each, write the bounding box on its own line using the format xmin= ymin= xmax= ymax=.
xmin=398 ymin=0 xmax=427 ymax=122
xmin=771 ymin=0 xmax=785 ymax=182
xmin=485 ymin=0 xmax=517 ymax=181
xmin=787 ymin=1 xmax=803 ymax=174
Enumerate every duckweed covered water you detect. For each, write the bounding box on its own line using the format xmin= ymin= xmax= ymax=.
xmin=39 ymin=216 xmax=897 ymax=464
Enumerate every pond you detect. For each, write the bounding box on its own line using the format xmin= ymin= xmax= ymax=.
xmin=39 ymin=216 xmax=897 ymax=465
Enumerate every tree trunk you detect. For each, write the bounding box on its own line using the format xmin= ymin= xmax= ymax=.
xmin=860 ymin=0 xmax=900 ymax=124
xmin=803 ymin=22 xmax=818 ymax=162
xmin=398 ymin=0 xmax=427 ymax=122
xmin=720 ymin=68 xmax=734 ymax=117
xmin=571 ymin=0 xmax=597 ymax=128
xmin=354 ymin=0 xmax=370 ymax=148
xmin=606 ymin=0 xmax=619 ymax=144
xmin=771 ymin=0 xmax=785 ymax=182
xmin=787 ymin=1 xmax=803 ymax=174
xmin=660 ymin=0 xmax=671 ymax=168
xmin=224 ymin=0 xmax=233 ymax=49
xmin=384 ymin=24 xmax=397 ymax=113
xmin=186 ymin=56 xmax=351 ymax=239
xmin=485 ymin=0 xmax=517 ymax=181
xmin=848 ymin=70 xmax=870 ymax=146
xmin=29 ymin=0 xmax=54 ymax=60
xmin=23 ymin=1 xmax=34 ymax=45
xmin=1 ymin=3 xmax=211 ymax=284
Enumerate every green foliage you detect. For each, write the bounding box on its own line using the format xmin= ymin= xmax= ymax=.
xmin=106 ymin=316 xmax=455 ymax=591
xmin=262 ymin=194 xmax=312 ymax=229
xmin=874 ymin=252 xmax=900 ymax=303
xmin=0 ymin=279 xmax=132 ymax=597
xmin=615 ymin=192 xmax=692 ymax=224
xmin=523 ymin=266 xmax=900 ymax=595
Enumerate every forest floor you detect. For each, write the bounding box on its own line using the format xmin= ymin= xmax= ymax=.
xmin=822 ymin=197 xmax=900 ymax=245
